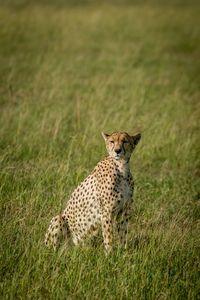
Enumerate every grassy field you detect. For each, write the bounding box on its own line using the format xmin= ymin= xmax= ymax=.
xmin=0 ymin=0 xmax=200 ymax=299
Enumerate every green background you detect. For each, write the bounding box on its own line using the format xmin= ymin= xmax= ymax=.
xmin=0 ymin=0 xmax=200 ymax=299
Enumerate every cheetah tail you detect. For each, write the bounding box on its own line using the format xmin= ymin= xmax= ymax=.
xmin=45 ymin=215 xmax=70 ymax=250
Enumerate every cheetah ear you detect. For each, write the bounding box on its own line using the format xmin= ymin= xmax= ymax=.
xmin=132 ymin=133 xmax=141 ymax=146
xmin=101 ymin=132 xmax=110 ymax=141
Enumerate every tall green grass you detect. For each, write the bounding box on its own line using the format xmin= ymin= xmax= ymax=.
xmin=0 ymin=0 xmax=200 ymax=299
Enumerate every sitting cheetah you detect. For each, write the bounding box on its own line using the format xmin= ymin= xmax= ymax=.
xmin=45 ymin=131 xmax=141 ymax=253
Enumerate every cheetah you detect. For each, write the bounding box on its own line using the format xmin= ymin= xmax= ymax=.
xmin=45 ymin=131 xmax=141 ymax=253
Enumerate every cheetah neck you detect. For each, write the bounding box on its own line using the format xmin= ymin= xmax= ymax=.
xmin=113 ymin=157 xmax=131 ymax=178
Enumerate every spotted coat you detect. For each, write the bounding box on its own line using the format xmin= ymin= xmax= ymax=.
xmin=45 ymin=131 xmax=141 ymax=253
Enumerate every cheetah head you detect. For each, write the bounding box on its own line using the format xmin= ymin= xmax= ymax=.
xmin=102 ymin=131 xmax=141 ymax=161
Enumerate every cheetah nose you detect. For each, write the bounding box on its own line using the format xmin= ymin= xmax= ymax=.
xmin=115 ymin=149 xmax=121 ymax=154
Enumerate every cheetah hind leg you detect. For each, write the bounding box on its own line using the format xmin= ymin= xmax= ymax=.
xmin=45 ymin=215 xmax=70 ymax=250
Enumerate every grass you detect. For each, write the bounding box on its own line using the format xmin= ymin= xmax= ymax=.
xmin=0 ymin=0 xmax=200 ymax=299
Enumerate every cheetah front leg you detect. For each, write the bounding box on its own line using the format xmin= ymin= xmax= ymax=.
xmin=119 ymin=212 xmax=129 ymax=248
xmin=117 ymin=193 xmax=134 ymax=249
xmin=116 ymin=210 xmax=129 ymax=249
xmin=101 ymin=212 xmax=113 ymax=254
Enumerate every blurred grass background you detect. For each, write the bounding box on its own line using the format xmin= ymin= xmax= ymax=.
xmin=0 ymin=0 xmax=200 ymax=299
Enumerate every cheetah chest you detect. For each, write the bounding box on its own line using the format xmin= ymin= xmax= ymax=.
xmin=115 ymin=178 xmax=133 ymax=210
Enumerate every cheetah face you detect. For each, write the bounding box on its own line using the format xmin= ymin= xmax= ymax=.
xmin=102 ymin=132 xmax=141 ymax=161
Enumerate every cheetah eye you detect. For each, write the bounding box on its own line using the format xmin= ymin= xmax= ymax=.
xmin=110 ymin=140 xmax=114 ymax=144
